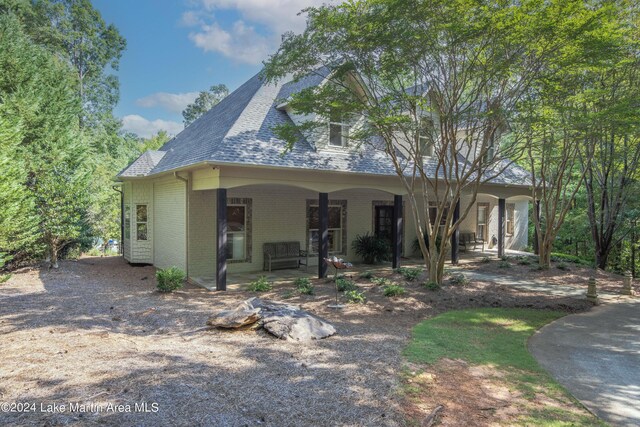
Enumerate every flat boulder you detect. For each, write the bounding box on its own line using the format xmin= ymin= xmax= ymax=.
xmin=207 ymin=298 xmax=336 ymax=341
xmin=206 ymin=299 xmax=262 ymax=328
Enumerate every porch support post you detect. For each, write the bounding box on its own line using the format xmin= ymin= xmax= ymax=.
xmin=318 ymin=192 xmax=329 ymax=278
xmin=392 ymin=195 xmax=403 ymax=269
xmin=533 ymin=200 xmax=540 ymax=255
xmin=498 ymin=198 xmax=506 ymax=258
xmin=451 ymin=199 xmax=460 ymax=265
xmin=216 ymin=188 xmax=227 ymax=291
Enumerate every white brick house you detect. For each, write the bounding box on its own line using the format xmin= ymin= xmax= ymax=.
xmin=117 ymin=71 xmax=532 ymax=290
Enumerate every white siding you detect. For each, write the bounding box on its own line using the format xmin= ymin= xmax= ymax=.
xmin=129 ymin=181 xmax=153 ymax=264
xmin=188 ymin=189 xmax=216 ymax=279
xmin=153 ymin=178 xmax=187 ymax=271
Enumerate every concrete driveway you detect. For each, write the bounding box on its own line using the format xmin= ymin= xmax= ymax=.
xmin=529 ymin=299 xmax=640 ymax=427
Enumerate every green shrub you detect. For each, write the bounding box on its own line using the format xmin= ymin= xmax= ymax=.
xmin=248 ymin=276 xmax=273 ymax=292
xmin=500 ymin=255 xmax=510 ymax=261
xmin=518 ymin=258 xmax=532 ymax=266
xmin=0 ymin=252 xmax=11 ymax=283
xmin=448 ymin=273 xmax=469 ymax=286
xmin=498 ymin=261 xmax=511 ymax=269
xmin=156 ymin=267 xmax=186 ymax=293
xmin=359 ymin=271 xmax=374 ymax=280
xmin=294 ymin=277 xmax=315 ymax=295
xmin=550 ymin=252 xmax=593 ymax=266
xmin=423 ymin=281 xmax=441 ymax=291
xmin=480 ymin=257 xmax=491 ymax=264
xmin=345 ymin=289 xmax=366 ymax=304
xmin=294 ymin=277 xmax=311 ymax=287
xmin=336 ymin=277 xmax=357 ymax=292
xmin=531 ymin=264 xmax=548 ymax=271
xmin=372 ymin=276 xmax=392 ymax=286
xmin=383 ymin=284 xmax=406 ymax=297
xmin=395 ymin=267 xmax=422 ymax=282
xmin=351 ymin=233 xmax=390 ymax=264
xmin=556 ymin=262 xmax=570 ymax=271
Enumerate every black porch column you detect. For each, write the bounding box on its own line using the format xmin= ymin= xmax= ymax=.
xmin=533 ymin=200 xmax=540 ymax=255
xmin=451 ymin=199 xmax=460 ymax=265
xmin=318 ymin=192 xmax=329 ymax=278
xmin=498 ymin=198 xmax=506 ymax=258
xmin=392 ymin=195 xmax=403 ymax=269
xmin=216 ymin=188 xmax=227 ymax=291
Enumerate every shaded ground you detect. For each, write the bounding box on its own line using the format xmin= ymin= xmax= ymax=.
xmin=530 ymin=300 xmax=640 ymax=427
xmin=0 ymin=256 xmax=594 ymax=426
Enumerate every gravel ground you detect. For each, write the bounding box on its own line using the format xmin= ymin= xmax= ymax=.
xmin=0 ymin=257 xmax=593 ymax=427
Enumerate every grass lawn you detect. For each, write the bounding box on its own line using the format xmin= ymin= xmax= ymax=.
xmin=403 ymin=308 xmax=606 ymax=426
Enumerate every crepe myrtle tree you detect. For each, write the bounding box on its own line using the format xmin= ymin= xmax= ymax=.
xmin=263 ymin=0 xmax=612 ymax=283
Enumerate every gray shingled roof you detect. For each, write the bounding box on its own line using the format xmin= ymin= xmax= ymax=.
xmin=118 ymin=150 xmax=166 ymax=177
xmin=117 ymin=70 xmax=532 ymax=187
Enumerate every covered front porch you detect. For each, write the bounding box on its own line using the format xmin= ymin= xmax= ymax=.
xmin=185 ymin=165 xmax=533 ymax=291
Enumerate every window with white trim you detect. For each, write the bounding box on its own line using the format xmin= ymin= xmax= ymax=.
xmin=136 ymin=204 xmax=148 ymax=241
xmin=418 ymin=116 xmax=434 ymax=157
xmin=506 ymin=203 xmax=515 ymax=236
xmin=308 ymin=205 xmax=344 ymax=254
xmin=124 ymin=205 xmax=131 ymax=240
xmin=226 ymin=204 xmax=247 ymax=261
xmin=328 ymin=110 xmax=350 ymax=147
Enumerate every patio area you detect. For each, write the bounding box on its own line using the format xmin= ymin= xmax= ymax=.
xmin=191 ymin=248 xmax=534 ymax=291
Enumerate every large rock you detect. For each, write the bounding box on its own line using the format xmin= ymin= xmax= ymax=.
xmin=207 ymin=298 xmax=336 ymax=341
xmin=206 ymin=299 xmax=262 ymax=328
xmin=253 ymin=299 xmax=336 ymax=341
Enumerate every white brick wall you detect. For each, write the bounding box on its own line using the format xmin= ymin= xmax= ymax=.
xmin=154 ymin=178 xmax=187 ymax=271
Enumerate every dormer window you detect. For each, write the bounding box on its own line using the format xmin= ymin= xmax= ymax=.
xmin=418 ymin=116 xmax=434 ymax=157
xmin=329 ymin=110 xmax=350 ymax=147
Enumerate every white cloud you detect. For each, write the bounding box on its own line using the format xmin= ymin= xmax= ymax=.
xmin=135 ymin=91 xmax=199 ymax=114
xmin=184 ymin=0 xmax=328 ymax=64
xmin=189 ymin=20 xmax=272 ymax=64
xmin=121 ymin=115 xmax=183 ymax=138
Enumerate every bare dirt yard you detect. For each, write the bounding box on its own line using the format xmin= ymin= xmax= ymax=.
xmin=0 ymin=256 xmax=614 ymax=426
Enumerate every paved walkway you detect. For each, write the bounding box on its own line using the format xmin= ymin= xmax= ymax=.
xmin=529 ymin=299 xmax=640 ymax=427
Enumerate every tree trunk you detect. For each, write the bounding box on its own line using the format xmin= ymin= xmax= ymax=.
xmin=49 ymin=246 xmax=59 ymax=269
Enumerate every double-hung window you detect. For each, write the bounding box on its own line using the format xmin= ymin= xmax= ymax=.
xmin=506 ymin=203 xmax=515 ymax=236
xmin=226 ymin=205 xmax=247 ymax=261
xmin=308 ymin=205 xmax=343 ymax=254
xmin=329 ymin=111 xmax=350 ymax=147
xmin=136 ymin=205 xmax=148 ymax=241
xmin=124 ymin=205 xmax=131 ymax=240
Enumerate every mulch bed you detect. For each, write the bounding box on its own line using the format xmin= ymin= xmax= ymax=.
xmin=0 ymin=256 xmax=608 ymax=426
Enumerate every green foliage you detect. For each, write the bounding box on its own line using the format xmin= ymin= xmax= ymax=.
xmin=294 ymin=277 xmax=314 ymax=295
xmin=395 ymin=267 xmax=422 ymax=282
xmin=351 ymin=233 xmax=389 ymax=264
xmin=156 ymin=267 xmax=185 ymax=293
xmin=480 ymin=257 xmax=492 ymax=264
xmin=182 ymin=84 xmax=229 ymax=126
xmin=423 ymin=281 xmax=441 ymax=291
xmin=359 ymin=271 xmax=374 ymax=280
xmin=248 ymin=276 xmax=273 ymax=292
xmin=336 ymin=277 xmax=357 ymax=292
xmin=550 ymin=253 xmax=592 ymax=267
xmin=0 ymin=274 xmax=11 ymax=284
xmin=344 ymin=289 xmax=366 ymax=304
xmin=556 ymin=262 xmax=569 ymax=271
xmin=371 ymin=276 xmax=392 ymax=287
xmin=498 ymin=261 xmax=511 ymax=269
xmin=448 ymin=273 xmax=469 ymax=286
xmin=383 ymin=284 xmax=406 ymax=297
xmin=518 ymin=257 xmax=532 ymax=266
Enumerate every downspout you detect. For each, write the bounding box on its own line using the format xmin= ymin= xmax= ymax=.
xmin=174 ymin=172 xmax=189 ymax=277
xmin=112 ymin=185 xmax=124 ymax=255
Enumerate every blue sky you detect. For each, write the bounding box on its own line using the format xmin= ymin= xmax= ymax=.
xmin=93 ymin=0 xmax=324 ymax=137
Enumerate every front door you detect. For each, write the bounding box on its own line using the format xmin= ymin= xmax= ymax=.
xmin=375 ymin=206 xmax=394 ymax=247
